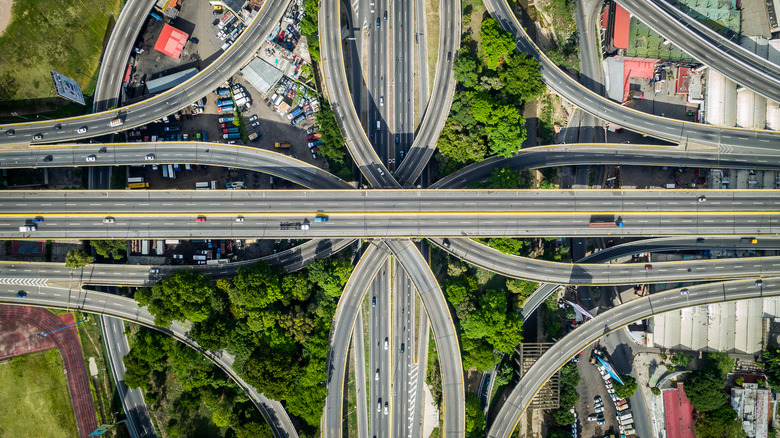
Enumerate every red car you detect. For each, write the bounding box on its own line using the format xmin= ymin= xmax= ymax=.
xmin=196 ymin=216 xmax=206 ymax=222
xmin=644 ymin=264 xmax=653 ymax=270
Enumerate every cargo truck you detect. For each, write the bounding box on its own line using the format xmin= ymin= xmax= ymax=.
xmin=201 ymin=131 xmax=208 ymax=142
xmin=19 ymin=225 xmax=36 ymax=232
xmin=287 ymin=107 xmax=303 ymax=120
xmin=218 ymin=105 xmax=235 ymax=112
xmin=275 ymin=142 xmax=291 ymax=148
xmin=216 ymin=87 xmax=231 ymax=95
xmin=163 ymin=125 xmax=181 ymax=132
xmin=741 ymin=237 xmax=758 ymax=244
xmin=128 ymin=182 xmax=149 ymax=189
xmin=216 ymin=98 xmax=234 ymax=107
xmin=195 ymin=182 xmax=210 ymax=188
xmin=248 ymin=132 xmax=261 ymax=141
xmin=291 ymin=115 xmax=305 ymax=125
xmin=222 ymin=127 xmax=240 ymax=134
xmin=223 ymin=133 xmax=240 ymax=139
xmin=218 ymin=116 xmax=234 ymax=123
xmin=590 ymin=219 xmax=624 ymax=228
xmin=127 ymin=177 xmax=145 ymax=183
xmin=314 ymin=215 xmax=328 ymax=223
xmin=109 ymin=118 xmax=123 ymax=127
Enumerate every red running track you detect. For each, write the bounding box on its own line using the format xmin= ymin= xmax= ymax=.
xmin=0 ymin=305 xmax=98 ymax=438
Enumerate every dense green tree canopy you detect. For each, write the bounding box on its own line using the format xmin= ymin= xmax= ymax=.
xmin=684 ymin=369 xmax=728 ymax=412
xmin=613 ymin=374 xmax=638 ymax=399
xmin=762 ymin=345 xmax=780 ymax=387
xmin=135 ymin=270 xmax=217 ymax=326
xmin=65 ymin=248 xmax=94 ymax=269
xmin=465 ymin=393 xmax=486 ymax=438
xmin=90 ymin=240 xmax=127 ymax=260
xmin=694 ymin=405 xmax=747 ymax=438
xmin=481 ymin=18 xmax=517 ymax=70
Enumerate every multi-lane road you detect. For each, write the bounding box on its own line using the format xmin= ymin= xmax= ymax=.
xmin=486 ymin=278 xmax=780 ymax=438
xmin=0 ymin=0 xmax=288 ymax=145
xmin=3 ymin=189 xmax=780 ymax=239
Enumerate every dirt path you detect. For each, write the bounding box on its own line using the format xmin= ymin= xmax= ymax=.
xmin=0 ymin=305 xmax=98 ymax=438
xmin=0 ymin=0 xmax=12 ymax=37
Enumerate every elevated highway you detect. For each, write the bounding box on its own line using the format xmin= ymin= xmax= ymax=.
xmin=0 ymin=0 xmax=288 ymax=145
xmin=486 ymin=277 xmax=780 ymax=438
xmin=428 ymin=237 xmax=780 ymax=285
xmin=0 ymin=142 xmax=351 ymax=190
xmin=483 ymin=0 xmax=780 ymax=150
xmin=0 ymin=286 xmax=298 ymax=438
xmin=2 ymin=189 xmax=780 ymax=239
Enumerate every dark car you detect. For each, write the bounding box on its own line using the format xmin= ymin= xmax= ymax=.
xmin=16 ymin=290 xmax=27 ymax=298
xmin=384 ymin=10 xmax=387 ymax=20
xmin=6 ymin=129 xmax=14 ymax=136
xmin=376 ymin=17 xmax=380 ymax=27
xmin=442 ymin=238 xmax=451 ymax=249
xmin=372 ymin=296 xmax=376 ymax=307
xmin=189 ymin=37 xmax=199 ymax=44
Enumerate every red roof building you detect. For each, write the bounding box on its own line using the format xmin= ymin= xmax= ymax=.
xmin=663 ymin=383 xmax=696 ymax=438
xmin=154 ymin=24 xmax=189 ymax=59
xmin=676 ymin=67 xmax=692 ymax=95
xmin=613 ymin=4 xmax=631 ymax=50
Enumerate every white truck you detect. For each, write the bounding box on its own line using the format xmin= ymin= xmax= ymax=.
xmin=109 ymin=118 xmax=123 ymax=127
xmin=19 ymin=225 xmax=36 ymax=232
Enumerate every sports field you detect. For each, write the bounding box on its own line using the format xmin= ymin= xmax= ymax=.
xmin=0 ymin=0 xmax=121 ymax=101
xmin=0 ymin=348 xmax=78 ymax=437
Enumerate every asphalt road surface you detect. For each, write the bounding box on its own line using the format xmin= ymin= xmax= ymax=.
xmin=483 ymin=0 xmax=780 ymax=150
xmin=0 ymin=0 xmax=288 ymax=145
xmin=487 ymin=277 xmax=780 ymax=438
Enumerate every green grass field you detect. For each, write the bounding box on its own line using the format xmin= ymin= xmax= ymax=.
xmin=0 ymin=349 xmax=78 ymax=437
xmin=0 ymin=0 xmax=121 ymax=102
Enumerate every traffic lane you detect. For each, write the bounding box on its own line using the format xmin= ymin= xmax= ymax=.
xmin=1 ymin=286 xmax=298 ymax=438
xmin=580 ymin=236 xmax=780 ymax=263
xmin=3 ymin=189 xmax=779 ymax=213
xmin=487 ymin=278 xmax=780 ymax=438
xmin=431 ymin=237 xmax=780 ymax=284
xmin=0 ymin=0 xmax=289 ymax=145
xmin=386 ymin=240 xmax=465 ymax=437
xmin=392 ymin=0 xmax=460 ymax=185
xmin=4 ymin=213 xmax=780 ymax=239
xmin=0 ymin=142 xmax=351 ymax=190
xmin=484 ymin=0 xmax=780 ymax=149
xmin=373 ymin=258 xmax=391 ymax=437
xmin=324 ymin=244 xmax=388 ymax=438
xmin=432 ymin=144 xmax=780 ymax=189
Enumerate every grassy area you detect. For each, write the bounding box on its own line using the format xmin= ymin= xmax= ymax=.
xmin=0 ymin=349 xmax=79 ymax=437
xmin=462 ymin=0 xmax=486 ymax=51
xmin=347 ymin=349 xmax=358 ymax=438
xmin=426 ymin=0 xmax=440 ymax=89
xmin=0 ymin=0 xmax=121 ymax=106
xmin=626 ymin=17 xmax=693 ymax=62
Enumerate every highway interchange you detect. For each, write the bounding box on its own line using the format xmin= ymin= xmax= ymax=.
xmin=2 ymin=0 xmax=780 ymax=435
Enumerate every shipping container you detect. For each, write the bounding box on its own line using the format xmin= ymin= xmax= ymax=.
xmin=127 ymin=177 xmax=145 ymax=183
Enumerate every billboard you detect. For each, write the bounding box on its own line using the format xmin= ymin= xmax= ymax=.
xmin=50 ymin=71 xmax=86 ymax=105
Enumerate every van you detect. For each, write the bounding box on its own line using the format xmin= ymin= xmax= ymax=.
xmin=376 ymin=121 xmax=381 ymax=131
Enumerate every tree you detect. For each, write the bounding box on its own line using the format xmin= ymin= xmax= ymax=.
xmin=481 ymin=18 xmax=516 ymax=70
xmin=487 ymin=238 xmax=526 ymax=255
xmin=552 ymin=408 xmax=575 ymax=425
xmin=134 ymin=270 xmax=217 ymax=326
xmin=762 ymin=345 xmax=780 ymax=387
xmin=652 ymin=386 xmax=662 ymax=396
xmin=313 ymin=100 xmax=346 ymax=163
xmin=547 ymin=428 xmax=574 ymax=438
xmin=506 ymin=278 xmax=537 ymax=307
xmin=671 ymin=352 xmax=692 ymax=367
xmin=498 ymin=53 xmax=546 ymax=103
xmin=65 ymin=249 xmax=94 ymax=268
xmin=465 ymin=393 xmax=486 ymax=438
xmin=90 ymin=240 xmax=127 ymax=260
xmin=613 ymin=374 xmax=637 ymax=399
xmin=231 ymin=262 xmax=284 ymax=309
xmin=694 ymin=405 xmax=747 ymax=438
xmin=707 ymin=352 xmax=735 ymax=377
xmin=453 ymin=46 xmax=482 ymax=89
xmin=488 ymin=116 xmax=526 ymax=157
xmin=437 ymin=119 xmax=487 ymax=164
xmin=684 ymin=369 xmax=728 ymax=412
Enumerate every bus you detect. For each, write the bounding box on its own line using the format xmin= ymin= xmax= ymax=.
xmin=128 ymin=182 xmax=149 ymax=189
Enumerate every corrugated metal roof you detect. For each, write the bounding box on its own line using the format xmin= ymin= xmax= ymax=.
xmin=146 ymin=68 xmax=198 ymax=94
xmin=241 ymin=57 xmax=283 ymax=94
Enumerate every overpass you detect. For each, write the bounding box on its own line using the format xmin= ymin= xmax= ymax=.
xmin=2 ymin=189 xmax=779 ymax=239
xmin=486 ymin=277 xmax=780 ymax=438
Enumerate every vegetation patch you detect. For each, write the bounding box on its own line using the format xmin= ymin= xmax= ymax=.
xmin=0 ymin=349 xmax=78 ymax=437
xmin=0 ymin=0 xmax=121 ymax=104
xmin=129 ymin=255 xmax=354 ymax=434
xmin=438 ymin=18 xmax=545 ymax=175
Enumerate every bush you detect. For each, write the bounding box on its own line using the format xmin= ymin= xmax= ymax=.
xmin=613 ymin=375 xmax=637 ymax=399
xmin=65 ymin=249 xmax=94 ymax=269
xmin=651 ymin=386 xmax=662 ymax=396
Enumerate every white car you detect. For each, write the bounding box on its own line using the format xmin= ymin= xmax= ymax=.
xmin=235 ymin=216 xmax=245 ymax=222
xmin=384 ymin=338 xmax=388 ymax=350
xmin=103 ymin=217 xmax=115 ymax=224
xmin=383 ymin=402 xmax=388 ymax=415
xmin=375 ymin=369 xmax=379 ymax=380
xmin=380 ymin=96 xmax=384 ymax=106
xmin=86 ymin=155 xmax=96 ymax=161
xmin=145 ymin=154 xmax=155 ymax=160
xmin=249 ymin=115 xmax=258 ymax=122
xmin=77 ymin=127 xmax=88 ymax=134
